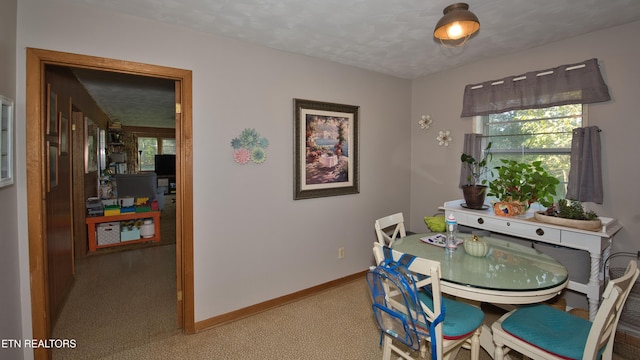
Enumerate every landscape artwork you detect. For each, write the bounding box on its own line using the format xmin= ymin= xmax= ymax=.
xmin=294 ymin=99 xmax=359 ymax=200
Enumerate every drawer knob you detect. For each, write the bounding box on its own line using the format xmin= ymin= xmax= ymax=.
xmin=477 ymin=218 xmax=484 ymax=224
xmin=536 ymin=228 xmax=545 ymax=236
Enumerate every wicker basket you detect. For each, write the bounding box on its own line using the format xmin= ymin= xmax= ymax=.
xmin=609 ymin=267 xmax=640 ymax=331
xmin=614 ymin=330 xmax=640 ymax=360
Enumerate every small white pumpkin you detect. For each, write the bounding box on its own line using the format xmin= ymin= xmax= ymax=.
xmin=463 ymin=235 xmax=489 ymax=257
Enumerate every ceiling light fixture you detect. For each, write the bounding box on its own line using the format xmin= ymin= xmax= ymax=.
xmin=434 ymin=3 xmax=480 ymax=47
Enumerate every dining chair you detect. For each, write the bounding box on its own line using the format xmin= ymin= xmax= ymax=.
xmin=374 ymin=213 xmax=414 ymax=247
xmin=492 ymin=260 xmax=639 ymax=360
xmin=371 ymin=242 xmax=484 ymax=360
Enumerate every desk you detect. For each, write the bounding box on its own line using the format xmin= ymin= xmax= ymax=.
xmin=86 ymin=211 xmax=161 ymax=252
xmin=392 ymin=233 xmax=568 ymax=304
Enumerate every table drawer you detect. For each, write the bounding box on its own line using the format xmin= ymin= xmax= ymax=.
xmin=461 ymin=214 xmax=561 ymax=243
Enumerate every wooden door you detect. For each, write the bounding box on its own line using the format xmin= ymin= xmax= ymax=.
xmin=174 ymin=80 xmax=184 ymax=328
xmin=72 ymin=110 xmax=89 ymax=257
xmin=45 ymin=87 xmax=74 ymax=326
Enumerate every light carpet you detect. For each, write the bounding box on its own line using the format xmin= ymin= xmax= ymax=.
xmin=52 ymin=243 xmax=634 ymax=360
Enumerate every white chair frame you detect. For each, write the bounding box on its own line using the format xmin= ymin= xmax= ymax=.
xmin=375 ymin=213 xmax=408 ymax=247
xmin=372 ymin=242 xmax=481 ymax=360
xmin=492 ymin=260 xmax=639 ymax=360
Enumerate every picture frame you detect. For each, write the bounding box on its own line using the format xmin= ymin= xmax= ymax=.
xmin=47 ymin=84 xmax=58 ymax=136
xmin=48 ymin=141 xmax=58 ymax=191
xmin=0 ymin=95 xmax=14 ymax=187
xmin=293 ymin=98 xmax=359 ymax=200
xmin=84 ymin=117 xmax=98 ymax=173
xmin=98 ymin=128 xmax=107 ymax=172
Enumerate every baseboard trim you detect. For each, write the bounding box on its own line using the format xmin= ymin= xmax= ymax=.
xmin=193 ymin=270 xmax=367 ymax=333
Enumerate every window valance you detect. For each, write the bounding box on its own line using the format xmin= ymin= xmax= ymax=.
xmin=461 ymin=58 xmax=610 ymax=117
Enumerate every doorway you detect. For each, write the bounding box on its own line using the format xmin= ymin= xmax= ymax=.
xmin=26 ymin=48 xmax=195 ymax=360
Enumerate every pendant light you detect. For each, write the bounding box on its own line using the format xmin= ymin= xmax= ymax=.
xmin=434 ymin=3 xmax=480 ymax=47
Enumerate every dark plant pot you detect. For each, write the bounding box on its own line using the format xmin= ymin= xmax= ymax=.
xmin=462 ymin=185 xmax=488 ymax=209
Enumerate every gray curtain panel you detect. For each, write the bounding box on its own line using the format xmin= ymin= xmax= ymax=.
xmin=567 ymin=126 xmax=603 ymax=203
xmin=461 ymin=58 xmax=610 ymax=117
xmin=459 ymin=133 xmax=482 ymax=188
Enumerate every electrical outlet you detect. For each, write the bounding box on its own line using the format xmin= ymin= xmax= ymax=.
xmin=338 ymin=247 xmax=345 ymax=259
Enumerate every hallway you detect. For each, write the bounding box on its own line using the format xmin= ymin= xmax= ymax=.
xmin=51 ymin=244 xmax=178 ymax=359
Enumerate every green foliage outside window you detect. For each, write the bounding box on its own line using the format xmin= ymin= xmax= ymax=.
xmin=138 ymin=137 xmax=176 ymax=172
xmin=162 ymin=139 xmax=176 ymax=155
xmin=483 ymin=104 xmax=582 ymax=201
xmin=138 ymin=137 xmax=158 ymax=171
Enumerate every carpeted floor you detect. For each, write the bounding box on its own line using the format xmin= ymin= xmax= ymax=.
xmin=52 ymin=203 xmax=636 ymax=359
xmin=53 ymin=245 xmax=481 ymax=360
xmin=51 ymin=250 xmax=636 ymax=360
xmin=53 ymin=246 xmax=177 ymax=359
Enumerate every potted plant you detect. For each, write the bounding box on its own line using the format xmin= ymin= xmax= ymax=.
xmin=487 ymin=159 xmax=559 ymax=216
xmin=535 ymin=198 xmax=602 ymax=231
xmin=460 ymin=142 xmax=492 ymax=209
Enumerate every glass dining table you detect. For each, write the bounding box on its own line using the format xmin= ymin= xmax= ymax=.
xmin=392 ymin=232 xmax=569 ymax=304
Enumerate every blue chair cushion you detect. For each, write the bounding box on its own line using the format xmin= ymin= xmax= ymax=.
xmin=418 ymin=290 xmax=484 ymax=339
xmin=501 ymin=304 xmax=592 ymax=359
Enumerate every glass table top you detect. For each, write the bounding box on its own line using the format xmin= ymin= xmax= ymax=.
xmin=392 ymin=233 xmax=568 ymax=292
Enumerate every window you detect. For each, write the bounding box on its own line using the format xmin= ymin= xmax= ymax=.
xmin=161 ymin=138 xmax=176 ymax=155
xmin=138 ymin=137 xmax=157 ymax=171
xmin=479 ymin=104 xmax=584 ymax=199
xmin=138 ymin=136 xmax=175 ymax=172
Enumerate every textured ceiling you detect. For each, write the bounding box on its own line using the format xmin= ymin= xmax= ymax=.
xmin=67 ymin=0 xmax=640 ymax=128
xmin=72 ymin=68 xmax=176 ymax=128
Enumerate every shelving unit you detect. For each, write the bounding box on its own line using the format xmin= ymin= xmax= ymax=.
xmin=108 ymin=125 xmax=127 ymax=174
xmin=86 ymin=211 xmax=161 ymax=252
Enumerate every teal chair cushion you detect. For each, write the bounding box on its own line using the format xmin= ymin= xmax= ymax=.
xmin=501 ymin=304 xmax=592 ymax=359
xmin=418 ymin=290 xmax=484 ymax=339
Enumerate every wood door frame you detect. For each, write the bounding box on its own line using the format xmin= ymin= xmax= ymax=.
xmin=26 ymin=48 xmax=195 ymax=359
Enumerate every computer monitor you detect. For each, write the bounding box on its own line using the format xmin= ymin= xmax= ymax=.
xmin=154 ymin=154 xmax=176 ymax=177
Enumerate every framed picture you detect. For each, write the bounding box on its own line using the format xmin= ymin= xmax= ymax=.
xmin=294 ymin=98 xmax=359 ymax=200
xmin=0 ymin=95 xmax=14 ymax=188
xmin=48 ymin=141 xmax=58 ymax=191
xmin=47 ymin=84 xmax=58 ymax=136
xmin=84 ymin=117 xmax=98 ymax=173
xmin=59 ymin=113 xmax=68 ymax=153
xmin=98 ymin=129 xmax=107 ymax=171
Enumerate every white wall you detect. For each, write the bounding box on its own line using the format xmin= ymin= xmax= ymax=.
xmin=15 ymin=1 xmax=639 ymax=350
xmin=410 ymin=21 xmax=640 ymax=269
xmin=15 ymin=0 xmax=412 ymax=328
xmin=0 ymin=0 xmax=24 ymax=358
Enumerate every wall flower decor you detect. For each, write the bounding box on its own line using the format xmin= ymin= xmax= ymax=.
xmin=418 ymin=114 xmax=432 ymax=130
xmin=231 ymin=128 xmax=269 ymax=164
xmin=437 ymin=130 xmax=452 ymax=146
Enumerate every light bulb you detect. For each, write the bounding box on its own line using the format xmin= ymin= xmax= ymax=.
xmin=446 ymin=22 xmax=464 ymax=39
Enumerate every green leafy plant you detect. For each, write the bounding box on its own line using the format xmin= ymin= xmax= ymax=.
xmin=460 ymin=142 xmax=492 ymax=186
xmin=544 ymin=199 xmax=598 ymax=220
xmin=488 ymin=159 xmax=560 ymax=208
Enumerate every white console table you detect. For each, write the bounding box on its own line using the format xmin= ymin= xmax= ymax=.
xmin=444 ymin=199 xmax=622 ymax=320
